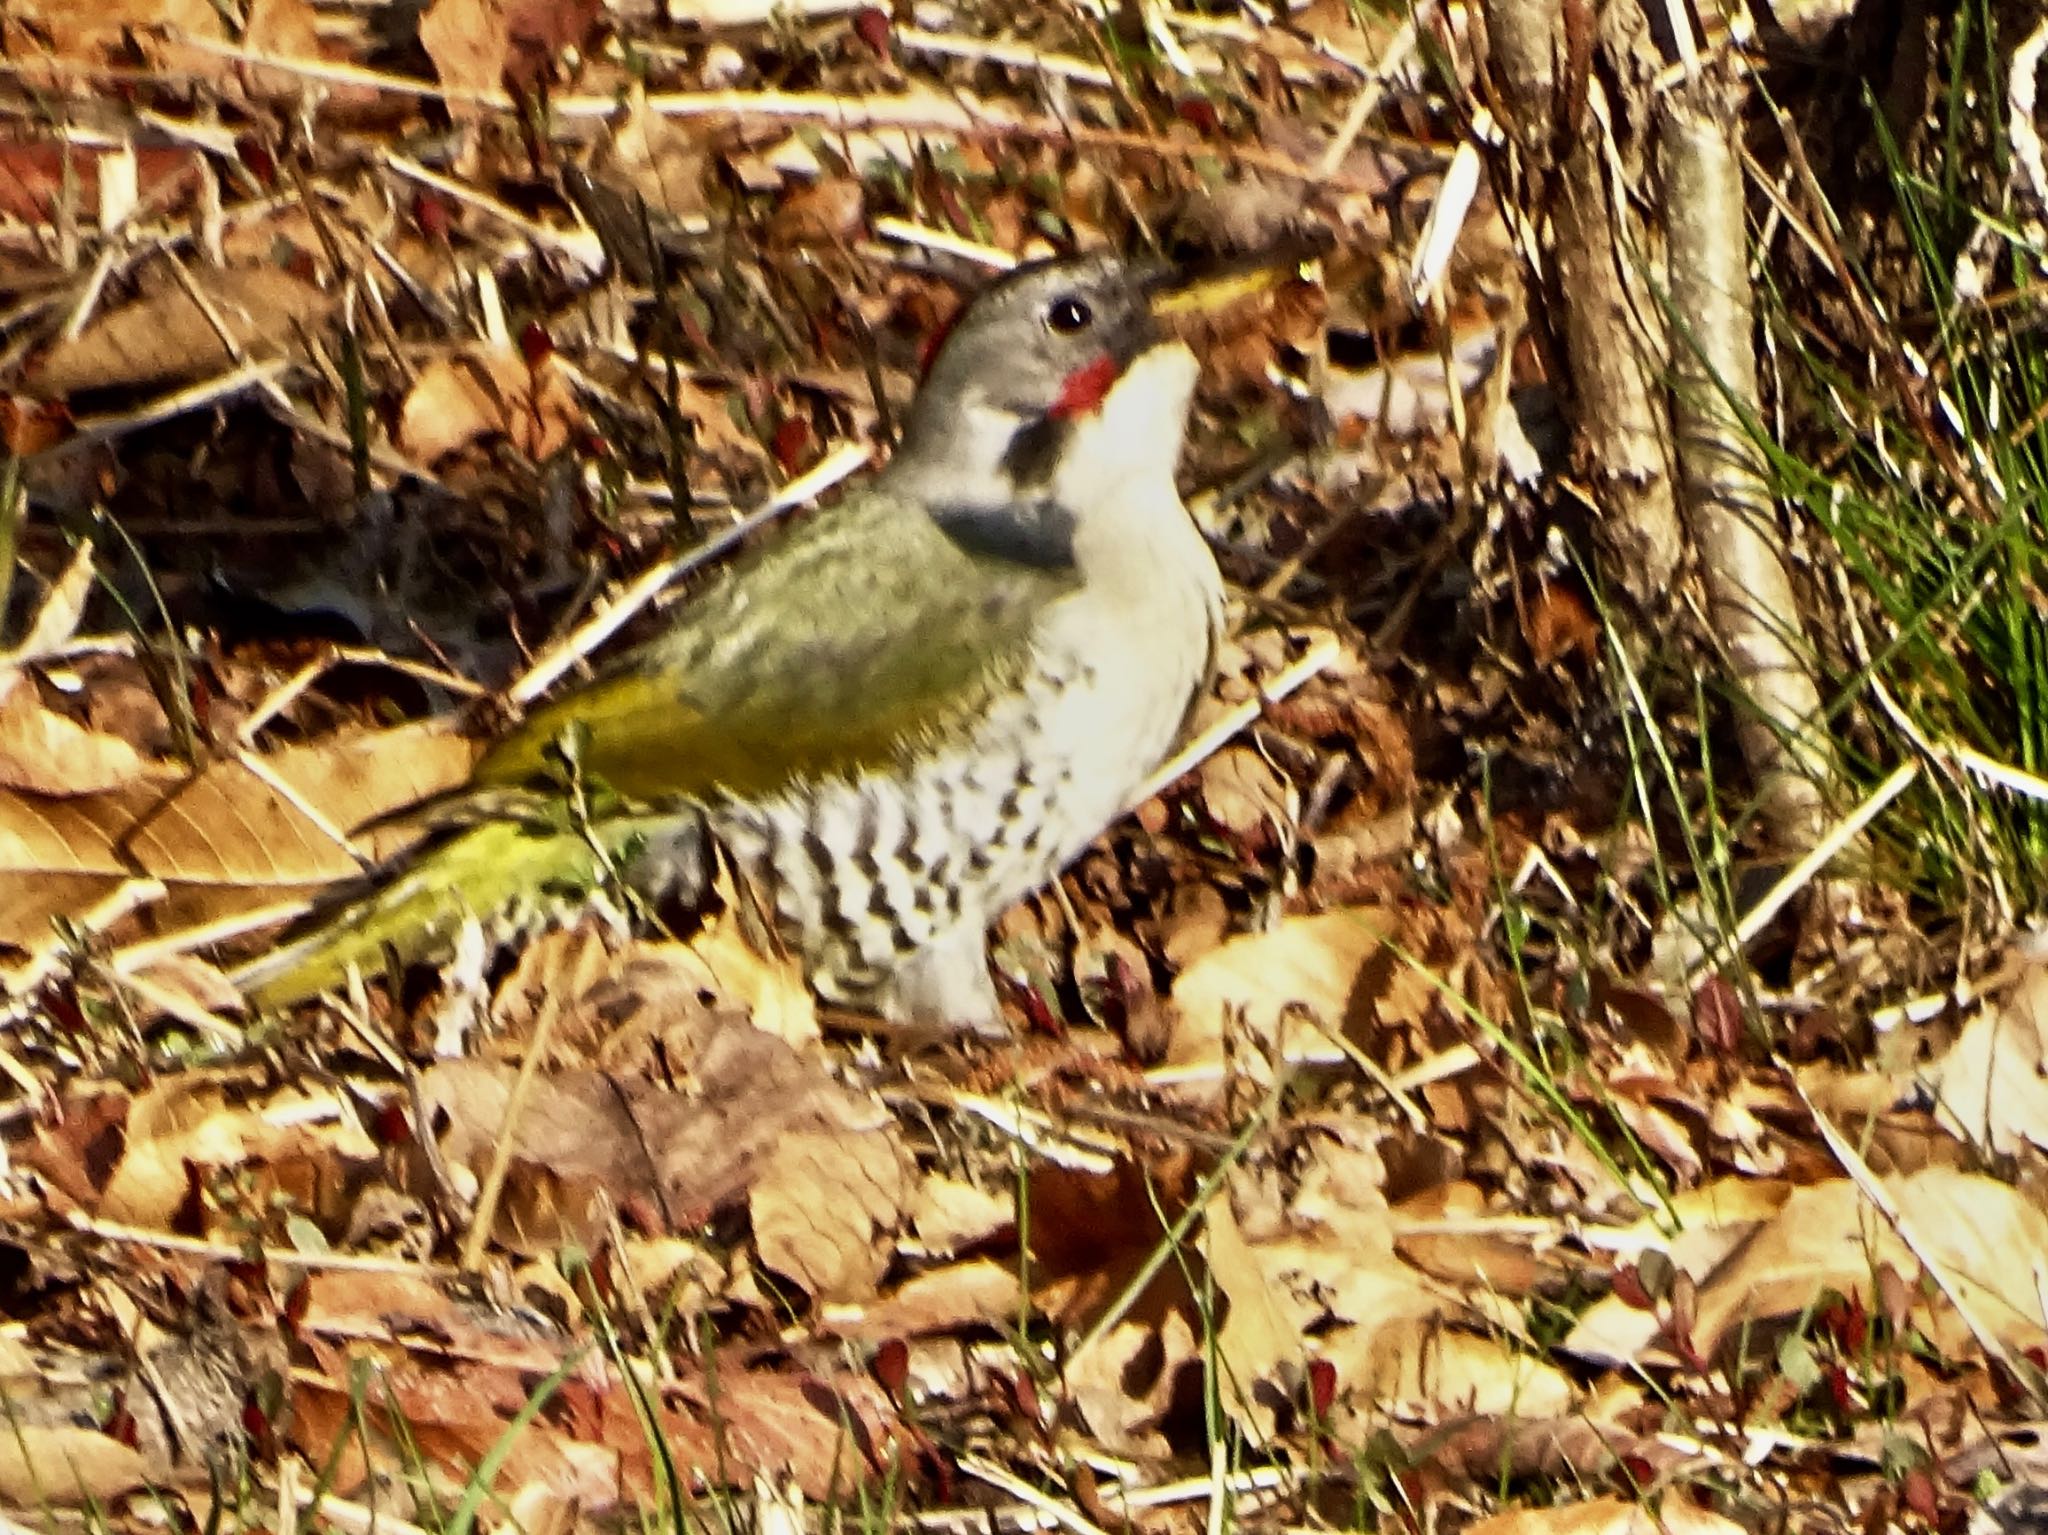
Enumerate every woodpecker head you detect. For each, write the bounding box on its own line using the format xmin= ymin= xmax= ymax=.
xmin=888 ymin=254 xmax=1198 ymax=510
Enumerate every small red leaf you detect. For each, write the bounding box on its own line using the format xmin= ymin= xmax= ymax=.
xmin=1616 ymin=1454 xmax=1655 ymax=1493
xmin=235 ymin=135 xmax=277 ymax=185
xmin=1000 ymin=1369 xmax=1041 ymax=1423
xmin=1693 ymin=972 xmax=1744 ymax=1054
xmin=414 ymin=191 xmax=450 ymax=239
xmin=1902 ymin=1467 xmax=1938 ymax=1520
xmin=1822 ymin=1292 xmax=1869 ymax=1352
xmin=853 ymin=6 xmax=892 ymax=55
xmin=772 ymin=414 xmax=811 ymax=472
xmin=373 ymin=1098 xmax=413 ymax=1146
xmin=871 ymin=1337 xmax=909 ymax=1396
xmin=1611 ymin=1263 xmax=1655 ymax=1311
xmin=1306 ymin=1357 xmax=1338 ymax=1417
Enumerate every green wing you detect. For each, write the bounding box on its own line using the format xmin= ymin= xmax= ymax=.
xmin=473 ymin=489 xmax=1077 ymax=804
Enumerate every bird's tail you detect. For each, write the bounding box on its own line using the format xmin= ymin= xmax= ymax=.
xmin=233 ymin=813 xmax=688 ymax=1009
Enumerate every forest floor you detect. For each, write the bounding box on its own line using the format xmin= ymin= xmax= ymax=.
xmin=0 ymin=2 xmax=2045 ymax=1535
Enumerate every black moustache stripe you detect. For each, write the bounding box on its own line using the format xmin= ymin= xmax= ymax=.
xmin=999 ymin=412 xmax=1071 ymax=487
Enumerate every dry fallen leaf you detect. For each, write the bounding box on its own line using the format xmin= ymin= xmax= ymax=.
xmin=29 ymin=265 xmax=334 ymax=396
xmin=1194 ymin=744 xmax=1296 ymax=852
xmin=2 ymin=539 xmax=98 ymax=675
xmin=750 ymin=1123 xmax=910 ymax=1302
xmin=1168 ymin=906 xmax=1399 ymax=1080
xmin=1687 ymin=1168 xmax=2048 ymax=1361
xmin=98 ymin=1071 xmax=381 ymax=1230
xmin=594 ymin=83 xmax=715 ymax=225
xmin=1062 ymin=1305 xmax=1200 ymax=1457
xmin=1201 ymin=1177 xmax=1311 ymax=1435
xmin=418 ymin=0 xmax=510 ymax=107
xmin=0 ymin=1424 xmax=149 ymax=1506
xmin=908 ymin=1173 xmax=1011 ymax=1255
xmin=1927 ymin=962 xmax=2048 ymax=1156
xmin=6 ymin=0 xmax=230 ymax=89
xmin=398 ymin=348 xmax=583 ymax=466
xmin=1466 ymin=1495 xmax=1748 ymax=1535
xmin=0 ymin=686 xmax=167 ymax=796
xmin=823 ymin=1259 xmax=1023 ymax=1341
xmin=0 ymin=717 xmax=476 ymax=948
xmin=238 ymin=0 xmax=323 ymax=99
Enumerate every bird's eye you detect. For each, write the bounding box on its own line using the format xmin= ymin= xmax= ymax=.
xmin=1046 ymin=295 xmax=1094 ymax=334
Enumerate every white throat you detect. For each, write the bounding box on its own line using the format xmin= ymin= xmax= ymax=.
xmin=1044 ymin=343 xmax=1200 ymax=503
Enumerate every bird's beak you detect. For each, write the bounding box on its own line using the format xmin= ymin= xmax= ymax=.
xmin=1143 ymin=243 xmax=1315 ymax=323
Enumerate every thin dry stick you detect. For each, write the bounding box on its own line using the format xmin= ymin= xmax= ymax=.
xmin=1316 ymin=5 xmax=1424 ymax=176
xmin=639 ymin=90 xmax=1385 ymax=191
xmin=1066 ymin=1075 xmax=1285 ymax=1366
xmin=291 ymin=1481 xmax=436 ymax=1535
xmin=912 ymin=1467 xmax=1297 ymax=1534
xmin=109 ymin=899 xmax=316 ymax=975
xmin=1791 ymin=1068 xmax=2031 ymax=1390
xmin=237 ymin=648 xmax=486 ymax=746
xmin=873 ymin=216 xmax=1017 ymax=270
xmin=103 ymin=968 xmax=243 ymax=1047
xmin=380 ymin=152 xmax=613 ymax=269
xmin=1204 ymin=1438 xmax=1228 ymax=1535
xmin=5 ymin=878 xmax=166 ymax=997
xmin=75 ymin=1212 xmax=460 ymax=1276
xmin=950 ymin=1092 xmax=1121 ymax=1173
xmin=38 ymin=42 xmax=1392 ymax=193
xmin=1128 ymin=633 xmax=1341 ymax=807
xmin=276 ymin=1455 xmax=298 ymax=1535
xmin=1951 ymin=743 xmax=2048 ymax=801
xmin=956 ymin=1456 xmax=1114 ymax=1535
xmin=895 ymin=27 xmax=1116 ymax=87
xmin=232 ymin=748 xmax=375 ymax=864
xmin=65 ymin=358 xmax=291 ymax=445
xmin=459 ymin=980 xmax=566 ymax=1272
xmin=1694 ymin=761 xmax=1918 ymax=980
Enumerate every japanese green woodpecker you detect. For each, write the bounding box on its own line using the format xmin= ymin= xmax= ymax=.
xmin=236 ymin=252 xmax=1236 ymax=1033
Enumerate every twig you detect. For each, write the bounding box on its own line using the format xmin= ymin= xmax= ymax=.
xmin=108 ymin=900 xmax=315 ymax=976
xmin=873 ymin=217 xmax=1017 ymax=271
xmin=1066 ymin=1073 xmax=1284 ymax=1364
xmin=72 ymin=1212 xmax=460 ymax=1275
xmin=1950 ymin=743 xmax=2048 ymax=802
xmin=955 ymin=1457 xmax=1113 ymax=1535
xmin=101 ymin=966 xmax=244 ymax=1047
xmin=1790 ymin=1069 xmax=2029 ymax=1388
xmin=912 ymin=1466 xmax=1296 ymax=1534
xmin=641 ymin=90 xmax=1386 ymax=191
xmin=1692 ymin=761 xmax=1918 ymax=981
xmin=949 ymin=1092 xmax=1121 ymax=1173
xmin=1128 ymin=633 xmax=1342 ymax=808
xmin=231 ymin=748 xmax=375 ymax=866
xmin=236 ymin=648 xmax=487 ymax=746
xmin=64 ymin=359 xmax=292 ymax=445
xmin=459 ymin=980 xmax=565 ymax=1271
xmin=894 ymin=27 xmax=1115 ymax=88
xmin=380 ymin=152 xmax=610 ymax=272
xmin=1316 ymin=5 xmax=1425 ymax=177
xmin=4 ymin=879 xmax=166 ymax=998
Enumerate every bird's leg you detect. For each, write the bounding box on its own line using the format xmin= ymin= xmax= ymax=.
xmin=877 ymin=923 xmax=1009 ymax=1038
